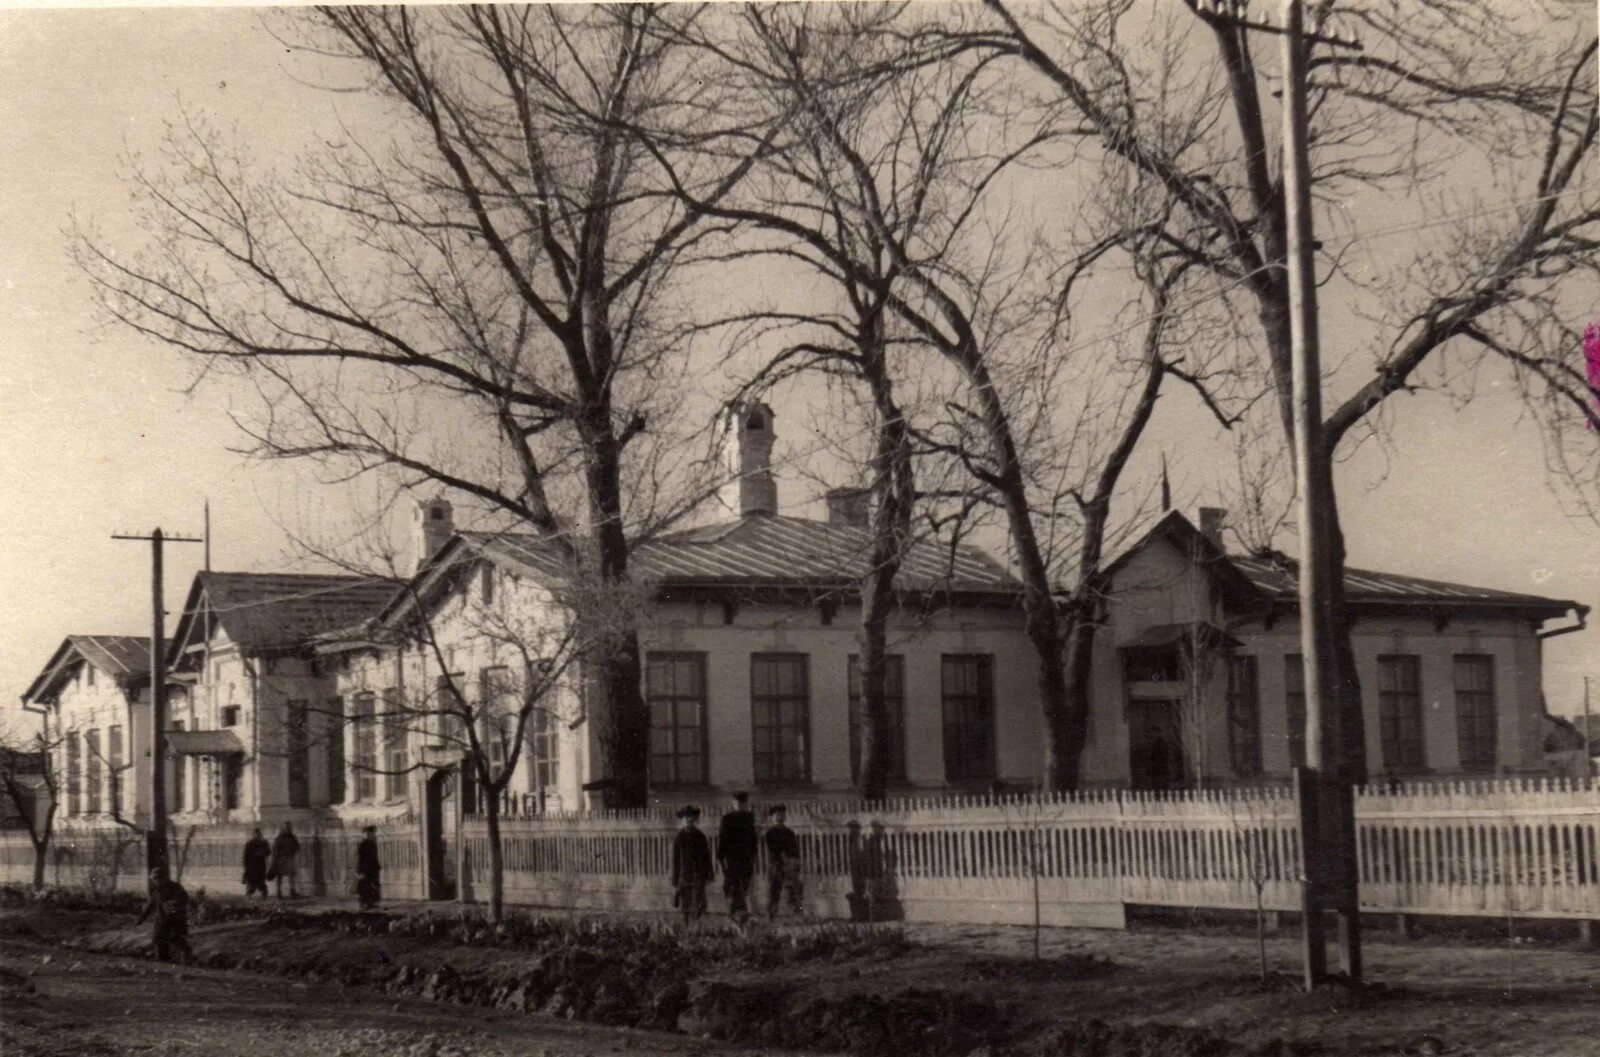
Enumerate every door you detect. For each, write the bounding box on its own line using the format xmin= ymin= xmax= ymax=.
xmin=424 ymin=769 xmax=457 ymax=900
xmin=1127 ymin=699 xmax=1185 ymax=791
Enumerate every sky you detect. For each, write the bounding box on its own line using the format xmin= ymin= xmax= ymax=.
xmin=1 ymin=5 xmax=1596 ymax=740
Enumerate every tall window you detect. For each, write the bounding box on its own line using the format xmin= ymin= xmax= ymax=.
xmin=383 ymin=688 xmax=408 ymax=800
xmin=435 ymin=673 xmax=466 ymax=747
xmin=1227 ymin=656 xmax=1263 ymax=776
xmin=287 ymin=701 xmax=310 ymax=808
xmin=528 ymin=708 xmax=560 ymax=792
xmin=353 ymin=692 xmax=377 ymax=802
xmin=941 ymin=655 xmax=995 ymax=783
xmin=481 ymin=563 xmax=495 ymax=605
xmin=326 ymin=696 xmax=346 ymax=804
xmin=85 ymin=730 xmax=102 ymax=814
xmin=480 ymin=667 xmax=513 ymax=778
xmin=108 ymin=725 xmax=123 ymax=816
xmin=1284 ymin=654 xmax=1306 ymax=769
xmin=170 ymin=721 xmax=185 ymax=812
xmin=1377 ymin=655 xmax=1425 ymax=770
xmin=65 ymin=732 xmax=81 ymax=816
xmin=222 ymin=756 xmax=241 ymax=810
xmin=85 ymin=665 xmax=95 ymax=687
xmin=751 ymin=654 xmax=810 ymax=783
xmin=647 ymin=653 xmax=708 ymax=785
xmin=1454 ymin=654 xmax=1497 ymax=771
xmin=848 ymin=655 xmax=907 ymax=783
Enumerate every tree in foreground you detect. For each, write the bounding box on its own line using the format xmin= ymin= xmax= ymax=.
xmin=78 ymin=5 xmax=777 ymax=810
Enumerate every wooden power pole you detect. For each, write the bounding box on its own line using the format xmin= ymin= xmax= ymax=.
xmin=112 ymin=528 xmax=202 ymax=878
xmin=1281 ymin=0 xmax=1362 ymax=989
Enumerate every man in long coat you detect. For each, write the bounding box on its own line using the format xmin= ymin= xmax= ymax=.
xmin=241 ymin=828 xmax=270 ymax=898
xmin=269 ymin=821 xmax=301 ymax=899
xmin=355 ymin=825 xmax=382 ymax=909
xmin=716 ymin=791 xmax=758 ymax=923
xmin=670 ymin=805 xmax=713 ymax=927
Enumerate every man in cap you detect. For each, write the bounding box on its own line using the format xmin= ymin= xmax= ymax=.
xmin=763 ymin=804 xmax=804 ymax=921
xmin=716 ymin=791 xmax=759 ymax=924
xmin=670 ymin=805 xmax=714 ymax=927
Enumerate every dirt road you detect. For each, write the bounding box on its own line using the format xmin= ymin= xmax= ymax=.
xmin=0 ymin=936 xmax=817 ymax=1057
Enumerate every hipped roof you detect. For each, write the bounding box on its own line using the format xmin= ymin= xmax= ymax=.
xmin=370 ymin=515 xmax=1021 ymax=633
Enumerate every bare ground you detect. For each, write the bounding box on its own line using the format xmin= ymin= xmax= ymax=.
xmin=3 ymin=894 xmax=1599 ymax=1057
xmin=0 ymin=933 xmax=820 ymax=1057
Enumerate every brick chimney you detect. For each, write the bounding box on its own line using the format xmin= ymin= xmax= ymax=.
xmin=824 ymin=487 xmax=871 ymax=529
xmin=721 ymin=401 xmax=777 ymax=518
xmin=1198 ymin=506 xmax=1226 ymax=549
xmin=414 ymin=496 xmax=454 ymax=574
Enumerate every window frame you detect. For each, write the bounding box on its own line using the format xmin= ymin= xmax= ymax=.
xmin=382 ymin=688 xmax=408 ymax=800
xmin=1453 ymin=653 xmax=1497 ymax=771
xmin=85 ymin=729 xmax=102 ymax=814
xmin=646 ymin=652 xmax=709 ymax=786
xmin=1284 ymin=654 xmax=1306 ymax=770
xmin=286 ymin=700 xmax=311 ymax=808
xmin=1227 ymin=654 xmax=1263 ymax=777
xmin=352 ymin=692 xmax=377 ymax=802
xmin=326 ymin=695 xmax=347 ymax=804
xmin=847 ymin=654 xmax=908 ymax=784
xmin=1377 ymin=654 xmax=1426 ymax=771
xmin=750 ymin=653 xmax=811 ymax=784
xmin=941 ymin=654 xmax=997 ymax=784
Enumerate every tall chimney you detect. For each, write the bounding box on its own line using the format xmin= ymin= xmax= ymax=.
xmin=1198 ymin=506 xmax=1226 ymax=549
xmin=825 ymin=487 xmax=871 ymax=529
xmin=414 ymin=496 xmax=454 ymax=574
xmin=721 ymin=401 xmax=777 ymax=518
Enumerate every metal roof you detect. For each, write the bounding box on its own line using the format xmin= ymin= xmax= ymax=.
xmin=72 ymin=635 xmax=152 ymax=677
xmin=1229 ymin=553 xmax=1581 ymax=614
xmin=462 ymin=515 xmax=1019 ymax=595
xmin=172 ymin=571 xmax=402 ymax=656
xmin=20 ymin=635 xmax=153 ymax=706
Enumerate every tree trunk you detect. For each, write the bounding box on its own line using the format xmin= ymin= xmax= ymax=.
xmin=1058 ymin=605 xmax=1099 ymax=792
xmin=583 ymin=412 xmax=650 ymax=811
xmin=485 ymin=787 xmax=505 ymax=924
xmin=857 ymin=343 xmax=914 ymax=802
xmin=31 ymin=840 xmax=46 ymax=891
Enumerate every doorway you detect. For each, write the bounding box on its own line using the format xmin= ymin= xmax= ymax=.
xmin=423 ymin=768 xmax=457 ymax=900
xmin=1127 ymin=698 xmax=1185 ymax=791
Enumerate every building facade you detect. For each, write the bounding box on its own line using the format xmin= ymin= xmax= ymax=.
xmin=20 ymin=636 xmax=152 ymax=829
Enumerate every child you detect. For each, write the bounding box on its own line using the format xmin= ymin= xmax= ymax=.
xmin=763 ymin=804 xmax=804 ymax=920
xmin=670 ymin=805 xmax=714 ymax=926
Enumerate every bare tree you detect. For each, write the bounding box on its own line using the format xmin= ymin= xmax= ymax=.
xmin=77 ymin=5 xmax=781 ymax=810
xmin=915 ymin=0 xmax=1600 ymax=792
xmin=0 ymin=718 xmax=62 ymax=890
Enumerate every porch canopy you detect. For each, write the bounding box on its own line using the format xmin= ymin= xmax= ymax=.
xmin=1120 ymin=621 xmax=1242 ymax=653
xmin=165 ymin=730 xmax=244 ymax=756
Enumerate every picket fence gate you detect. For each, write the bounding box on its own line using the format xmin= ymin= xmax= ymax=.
xmin=3 ymin=779 xmax=1596 ymax=930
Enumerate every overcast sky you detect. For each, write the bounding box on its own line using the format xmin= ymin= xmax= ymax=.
xmin=1 ymin=6 xmax=1596 ymax=738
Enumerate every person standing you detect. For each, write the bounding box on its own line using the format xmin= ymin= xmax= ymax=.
xmin=355 ymin=825 xmax=382 ymax=909
xmin=763 ymin=804 xmax=804 ymax=921
xmin=670 ymin=805 xmax=713 ymax=927
xmin=270 ymin=821 xmax=301 ymax=899
xmin=716 ymin=791 xmax=758 ymax=924
xmin=137 ymin=867 xmax=194 ymax=964
xmin=241 ymin=827 xmax=270 ymax=899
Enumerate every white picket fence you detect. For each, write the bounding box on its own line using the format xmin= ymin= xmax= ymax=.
xmin=3 ymin=780 xmax=1596 ymax=929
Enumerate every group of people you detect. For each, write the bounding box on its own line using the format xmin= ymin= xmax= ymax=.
xmin=240 ymin=822 xmax=383 ymax=908
xmin=670 ymin=792 xmax=804 ymax=926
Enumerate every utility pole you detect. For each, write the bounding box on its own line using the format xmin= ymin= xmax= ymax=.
xmin=1584 ymin=677 xmax=1593 ymax=780
xmin=112 ymin=528 xmax=202 ymax=880
xmin=1281 ymin=0 xmax=1362 ymax=989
